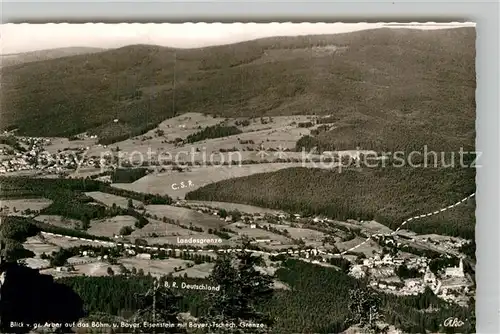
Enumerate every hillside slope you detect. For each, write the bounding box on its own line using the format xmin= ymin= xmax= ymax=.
xmin=1 ymin=28 xmax=475 ymax=150
xmin=0 ymin=47 xmax=105 ymax=67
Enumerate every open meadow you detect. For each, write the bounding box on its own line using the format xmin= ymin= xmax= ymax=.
xmin=172 ymin=262 xmax=215 ymax=278
xmin=335 ymin=237 xmax=382 ymax=257
xmin=111 ymin=163 xmax=313 ymax=199
xmin=0 ymin=198 xmax=53 ymax=214
xmin=87 ymin=215 xmax=137 ymax=238
xmin=23 ymin=235 xmax=61 ymax=255
xmin=130 ymin=218 xmax=198 ymax=237
xmin=144 ymin=204 xmax=226 ymax=230
xmin=119 ymin=257 xmax=194 ymax=276
xmin=85 ymin=191 xmax=144 ymax=208
xmin=34 ymin=214 xmax=81 ymax=229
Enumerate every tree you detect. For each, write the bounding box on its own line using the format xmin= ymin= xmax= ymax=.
xmin=128 ymin=198 xmax=134 ymax=209
xmin=119 ymin=226 xmax=133 ymax=236
xmin=133 ymin=278 xmax=184 ymax=333
xmin=202 ymin=249 xmax=274 ymax=333
xmin=218 ymin=209 xmax=228 ymax=218
xmin=346 ymin=288 xmax=385 ymax=333
xmin=107 ymin=267 xmax=114 ymax=276
xmin=80 ymin=216 xmax=90 ymax=230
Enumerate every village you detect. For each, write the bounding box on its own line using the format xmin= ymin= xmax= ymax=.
xmin=348 ymin=251 xmax=474 ymax=306
xmin=0 ymin=135 xmax=96 ymax=175
xmin=1 ymin=133 xmax=476 ymax=310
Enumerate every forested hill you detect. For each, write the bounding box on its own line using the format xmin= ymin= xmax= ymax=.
xmin=0 ymin=47 xmax=105 ymax=67
xmin=1 ymin=28 xmax=475 ymax=150
xmin=186 ymin=165 xmax=476 ymax=239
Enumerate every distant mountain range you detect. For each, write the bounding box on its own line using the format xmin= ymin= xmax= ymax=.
xmin=0 ymin=28 xmax=475 ymax=151
xmin=0 ymin=47 xmax=105 ymax=67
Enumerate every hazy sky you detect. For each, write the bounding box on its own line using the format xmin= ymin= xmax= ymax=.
xmin=0 ymin=22 xmax=475 ymax=54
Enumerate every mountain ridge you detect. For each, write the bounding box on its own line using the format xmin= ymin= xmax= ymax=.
xmin=1 ymin=27 xmax=475 ymax=151
xmin=0 ymin=47 xmax=106 ymax=67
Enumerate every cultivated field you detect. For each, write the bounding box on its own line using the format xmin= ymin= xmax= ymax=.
xmin=112 ymin=163 xmax=312 ymax=199
xmin=23 ymin=236 xmax=60 ymax=255
xmin=327 ymin=219 xmax=394 ymax=238
xmin=49 ymin=261 xmax=122 ymax=277
xmin=335 ymin=237 xmax=382 ymax=257
xmin=119 ymin=257 xmax=194 ymax=276
xmin=267 ymin=224 xmax=327 ymax=240
xmin=87 ymin=215 xmax=137 ymax=237
xmin=34 ymin=214 xmax=81 ymax=229
xmin=85 ymin=113 xmax=310 ymax=157
xmin=130 ymin=218 xmax=201 ymax=238
xmin=44 ymin=137 xmax=96 ymax=154
xmin=78 ymin=112 xmax=374 ymax=171
xmin=172 ymin=263 xmax=215 ymax=278
xmin=358 ymin=220 xmax=394 ymax=235
xmin=144 ymin=205 xmax=226 ymax=230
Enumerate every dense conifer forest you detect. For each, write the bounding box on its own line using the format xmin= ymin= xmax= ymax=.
xmin=186 ymin=165 xmax=476 ymax=239
xmin=186 ymin=124 xmax=242 ymax=144
xmin=57 ymin=259 xmax=474 ymax=334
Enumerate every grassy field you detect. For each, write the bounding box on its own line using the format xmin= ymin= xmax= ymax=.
xmin=43 ymin=137 xmax=97 ymax=154
xmin=84 ymin=113 xmax=316 ymax=164
xmin=85 ymin=191 xmax=144 ymax=208
xmin=33 ymin=215 xmax=82 ymax=229
xmin=335 ymin=237 xmax=382 ymax=257
xmin=266 ymin=224 xmax=328 ymax=243
xmin=171 ymin=262 xmax=215 ymax=278
xmin=144 ymin=205 xmax=225 ymax=230
xmin=0 ymin=198 xmax=53 ymax=214
xmin=1 ymin=28 xmax=475 ymax=152
xmin=111 ymin=163 xmax=314 ymax=199
xmin=87 ymin=215 xmax=137 ymax=237
xmin=226 ymin=225 xmax=293 ymax=244
xmin=23 ymin=235 xmax=61 ymax=255
xmin=119 ymin=257 xmax=194 ymax=276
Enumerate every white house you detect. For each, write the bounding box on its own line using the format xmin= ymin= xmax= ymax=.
xmin=136 ymin=253 xmax=151 ymax=260
xmin=382 ymin=254 xmax=393 ymax=265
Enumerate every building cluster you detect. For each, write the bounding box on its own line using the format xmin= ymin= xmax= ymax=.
xmin=417 ymin=236 xmax=468 ymax=252
xmin=348 ymin=251 xmax=472 ymax=305
xmin=0 ymin=136 xmax=107 ymax=174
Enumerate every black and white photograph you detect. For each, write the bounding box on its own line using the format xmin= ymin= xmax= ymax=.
xmin=0 ymin=22 xmax=476 ymax=333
